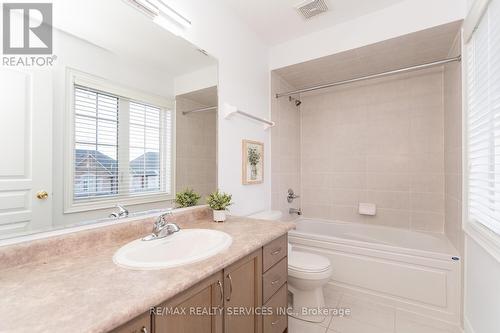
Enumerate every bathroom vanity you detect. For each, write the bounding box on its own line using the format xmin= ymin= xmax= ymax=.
xmin=113 ymin=234 xmax=288 ymax=333
xmin=0 ymin=208 xmax=293 ymax=333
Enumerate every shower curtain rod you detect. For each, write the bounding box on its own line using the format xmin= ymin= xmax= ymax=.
xmin=275 ymin=56 xmax=461 ymax=98
xmin=182 ymin=106 xmax=217 ymax=115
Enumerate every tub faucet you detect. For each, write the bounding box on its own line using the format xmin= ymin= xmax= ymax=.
xmin=142 ymin=210 xmax=181 ymax=241
xmin=289 ymin=208 xmax=302 ymax=216
xmin=109 ymin=204 xmax=129 ymax=219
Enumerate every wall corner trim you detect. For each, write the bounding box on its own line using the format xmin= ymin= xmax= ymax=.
xmin=463 ymin=0 xmax=491 ymax=42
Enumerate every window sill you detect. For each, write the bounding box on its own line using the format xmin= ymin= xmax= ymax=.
xmin=464 ymin=220 xmax=500 ymax=263
xmin=64 ymin=192 xmax=173 ymax=214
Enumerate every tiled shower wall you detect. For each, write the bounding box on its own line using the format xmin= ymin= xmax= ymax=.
xmin=175 ymin=97 xmax=217 ymax=203
xmin=444 ymin=33 xmax=463 ymax=254
xmin=298 ymin=68 xmax=447 ymax=231
xmin=271 ymin=72 xmax=301 ymax=221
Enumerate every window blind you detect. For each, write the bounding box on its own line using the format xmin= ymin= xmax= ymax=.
xmin=72 ymin=84 xmax=172 ymax=203
xmin=467 ymin=0 xmax=500 ymax=235
xmin=129 ymin=101 xmax=163 ymax=194
xmin=74 ymin=86 xmax=119 ymax=200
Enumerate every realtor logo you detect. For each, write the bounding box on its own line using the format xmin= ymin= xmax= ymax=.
xmin=2 ymin=3 xmax=52 ymax=54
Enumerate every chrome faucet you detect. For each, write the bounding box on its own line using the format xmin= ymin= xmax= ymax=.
xmin=287 ymin=188 xmax=300 ymax=203
xmin=289 ymin=208 xmax=302 ymax=216
xmin=142 ymin=210 xmax=181 ymax=241
xmin=109 ymin=204 xmax=129 ymax=219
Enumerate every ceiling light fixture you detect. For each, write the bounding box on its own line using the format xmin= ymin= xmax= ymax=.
xmin=125 ymin=0 xmax=191 ymax=35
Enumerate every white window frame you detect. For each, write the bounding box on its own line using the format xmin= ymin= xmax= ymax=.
xmin=463 ymin=0 xmax=500 ymax=262
xmin=64 ymin=68 xmax=176 ymax=213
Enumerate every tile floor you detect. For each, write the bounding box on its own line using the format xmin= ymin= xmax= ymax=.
xmin=288 ymin=287 xmax=461 ymax=333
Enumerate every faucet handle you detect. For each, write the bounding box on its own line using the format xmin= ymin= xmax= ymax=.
xmin=154 ymin=210 xmax=174 ymax=230
xmin=167 ymin=223 xmax=180 ymax=233
xmin=287 ymin=188 xmax=300 ymax=203
xmin=160 ymin=210 xmax=173 ymax=220
xmin=109 ymin=204 xmax=128 ymax=219
xmin=116 ymin=203 xmax=129 ymax=214
xmin=156 ymin=223 xmax=181 ymax=238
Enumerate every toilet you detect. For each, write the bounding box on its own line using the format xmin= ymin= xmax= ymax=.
xmin=248 ymin=210 xmax=333 ymax=323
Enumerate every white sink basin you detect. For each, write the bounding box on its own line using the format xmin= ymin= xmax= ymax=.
xmin=113 ymin=229 xmax=232 ymax=270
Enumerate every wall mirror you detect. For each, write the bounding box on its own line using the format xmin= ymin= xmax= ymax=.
xmin=0 ymin=0 xmax=218 ymax=240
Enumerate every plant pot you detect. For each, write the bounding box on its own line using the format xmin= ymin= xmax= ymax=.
xmin=213 ymin=210 xmax=226 ymax=222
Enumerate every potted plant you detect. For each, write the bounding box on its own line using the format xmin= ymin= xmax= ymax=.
xmin=248 ymin=146 xmax=261 ymax=180
xmin=206 ymin=190 xmax=232 ymax=222
xmin=174 ymin=188 xmax=201 ymax=208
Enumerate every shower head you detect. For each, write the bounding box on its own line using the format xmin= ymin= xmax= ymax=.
xmin=289 ymin=96 xmax=302 ymax=107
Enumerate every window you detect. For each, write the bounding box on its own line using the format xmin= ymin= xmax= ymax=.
xmin=74 ymin=87 xmax=119 ymax=199
xmin=466 ymin=0 xmax=500 ymax=235
xmin=129 ymin=102 xmax=163 ymax=194
xmin=68 ymin=74 xmax=173 ymax=212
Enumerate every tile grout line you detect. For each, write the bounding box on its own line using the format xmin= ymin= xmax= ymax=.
xmin=327 ymin=291 xmax=345 ymax=331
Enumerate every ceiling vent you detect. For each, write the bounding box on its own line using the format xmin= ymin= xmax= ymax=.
xmin=295 ymin=0 xmax=329 ymax=19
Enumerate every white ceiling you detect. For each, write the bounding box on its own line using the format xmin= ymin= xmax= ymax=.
xmin=218 ymin=0 xmax=406 ymax=45
xmin=274 ymin=21 xmax=462 ymax=91
xmin=51 ymin=0 xmax=217 ymax=77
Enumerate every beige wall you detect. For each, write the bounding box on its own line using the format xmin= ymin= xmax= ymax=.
xmin=272 ymin=61 xmax=463 ymax=236
xmin=298 ymin=68 xmax=446 ymax=231
xmin=175 ymin=97 xmax=217 ymax=204
xmin=444 ymin=34 xmax=464 ymax=255
xmin=270 ymin=73 xmax=301 ymax=220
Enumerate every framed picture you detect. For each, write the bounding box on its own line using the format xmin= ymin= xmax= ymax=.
xmin=242 ymin=140 xmax=264 ymax=185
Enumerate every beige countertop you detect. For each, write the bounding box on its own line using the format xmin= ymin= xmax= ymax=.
xmin=0 ymin=211 xmax=294 ymax=333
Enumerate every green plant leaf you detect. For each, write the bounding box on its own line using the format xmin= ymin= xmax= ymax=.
xmin=248 ymin=146 xmax=261 ymax=166
xmin=174 ymin=188 xmax=201 ymax=208
xmin=206 ymin=190 xmax=233 ymax=211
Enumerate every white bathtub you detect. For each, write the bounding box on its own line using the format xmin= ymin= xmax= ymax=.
xmin=288 ymin=218 xmax=461 ymax=325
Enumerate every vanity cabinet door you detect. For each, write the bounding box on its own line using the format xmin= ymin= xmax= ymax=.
xmin=223 ymin=249 xmax=263 ymax=333
xmin=154 ymin=272 xmax=224 ymax=333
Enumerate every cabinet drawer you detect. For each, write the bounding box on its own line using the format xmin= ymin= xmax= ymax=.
xmin=263 ymin=257 xmax=287 ymax=303
xmin=110 ymin=312 xmax=150 ymax=333
xmin=263 ymin=284 xmax=288 ymax=333
xmin=263 ymin=235 xmax=287 ymax=272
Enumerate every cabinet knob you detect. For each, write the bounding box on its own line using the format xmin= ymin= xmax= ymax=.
xmin=140 ymin=327 xmax=148 ymax=333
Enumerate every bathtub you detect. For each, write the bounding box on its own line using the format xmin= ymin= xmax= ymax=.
xmin=288 ymin=218 xmax=461 ymax=325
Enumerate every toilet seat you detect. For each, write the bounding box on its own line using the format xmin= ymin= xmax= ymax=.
xmin=288 ymin=251 xmax=332 ymax=279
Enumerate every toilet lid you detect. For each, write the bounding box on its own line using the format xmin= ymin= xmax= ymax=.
xmin=288 ymin=251 xmax=331 ymax=273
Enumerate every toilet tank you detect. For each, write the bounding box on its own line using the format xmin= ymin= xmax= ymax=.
xmin=248 ymin=210 xmax=283 ymax=221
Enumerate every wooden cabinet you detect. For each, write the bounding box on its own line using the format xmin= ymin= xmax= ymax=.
xmin=262 ymin=284 xmax=288 ymax=333
xmin=152 ymin=250 xmax=263 ymax=333
xmin=263 ymin=234 xmax=287 ymax=271
xmin=154 ymin=272 xmax=224 ymax=333
xmin=223 ymin=249 xmax=263 ymax=333
xmin=262 ymin=235 xmax=288 ymax=333
xmin=263 ymin=257 xmax=287 ymax=303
